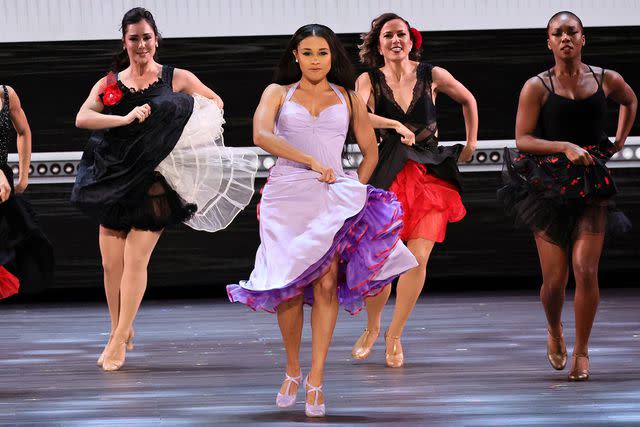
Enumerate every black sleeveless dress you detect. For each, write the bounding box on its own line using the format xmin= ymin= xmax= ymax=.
xmin=0 ymin=85 xmax=54 ymax=299
xmin=368 ymin=62 xmax=466 ymax=242
xmin=498 ymin=66 xmax=630 ymax=247
xmin=71 ymin=66 xmax=196 ymax=231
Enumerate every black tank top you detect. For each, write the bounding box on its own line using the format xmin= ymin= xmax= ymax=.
xmin=536 ymin=65 xmax=607 ymax=148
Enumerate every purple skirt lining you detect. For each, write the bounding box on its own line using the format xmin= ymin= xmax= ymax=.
xmin=227 ymin=186 xmax=404 ymax=314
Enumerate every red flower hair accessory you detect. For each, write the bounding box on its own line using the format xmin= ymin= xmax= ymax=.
xmin=410 ymin=27 xmax=422 ymax=50
xmin=99 ymin=72 xmax=123 ymax=107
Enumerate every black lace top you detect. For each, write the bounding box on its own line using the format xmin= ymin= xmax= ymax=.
xmin=367 ymin=62 xmax=463 ymax=191
xmin=0 ymin=85 xmax=9 ymax=167
xmin=370 ymin=62 xmax=439 ymax=147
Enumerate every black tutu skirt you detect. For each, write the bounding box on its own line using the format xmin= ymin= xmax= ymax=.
xmin=71 ymin=83 xmax=197 ymax=232
xmin=498 ymin=140 xmax=631 ymax=247
xmin=97 ymin=172 xmax=196 ymax=232
xmin=0 ymin=165 xmax=54 ymax=298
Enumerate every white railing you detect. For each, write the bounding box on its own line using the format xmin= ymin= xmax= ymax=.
xmin=7 ymin=137 xmax=640 ymax=184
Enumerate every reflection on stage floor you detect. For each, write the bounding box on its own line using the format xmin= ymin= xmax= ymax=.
xmin=1 ymin=290 xmax=639 ymax=426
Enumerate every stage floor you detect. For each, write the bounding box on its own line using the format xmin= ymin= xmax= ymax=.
xmin=1 ymin=289 xmax=639 ymax=426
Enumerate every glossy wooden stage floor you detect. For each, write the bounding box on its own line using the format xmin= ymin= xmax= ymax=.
xmin=1 ymin=289 xmax=639 ymax=426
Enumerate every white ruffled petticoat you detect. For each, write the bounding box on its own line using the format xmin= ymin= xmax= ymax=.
xmin=156 ymin=94 xmax=258 ymax=232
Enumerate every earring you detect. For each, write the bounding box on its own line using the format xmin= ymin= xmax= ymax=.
xmin=295 ymin=58 xmax=298 ymax=63
xmin=156 ymin=43 xmax=158 ymax=48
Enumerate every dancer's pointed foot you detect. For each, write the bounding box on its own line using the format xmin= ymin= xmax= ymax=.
xmin=101 ymin=333 xmax=129 ymax=372
xmin=97 ymin=328 xmax=135 ymax=367
xmin=546 ymin=325 xmax=567 ymax=370
xmin=351 ymin=328 xmax=380 ymax=360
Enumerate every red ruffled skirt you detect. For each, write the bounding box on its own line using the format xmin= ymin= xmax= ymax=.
xmin=0 ymin=266 xmax=20 ymax=300
xmin=390 ymin=161 xmax=466 ymax=242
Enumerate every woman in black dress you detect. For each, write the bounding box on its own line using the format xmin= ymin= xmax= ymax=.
xmin=351 ymin=13 xmax=478 ymax=367
xmin=499 ymin=11 xmax=637 ymax=380
xmin=73 ymin=7 xmax=257 ymax=371
xmin=0 ymin=85 xmax=53 ymax=299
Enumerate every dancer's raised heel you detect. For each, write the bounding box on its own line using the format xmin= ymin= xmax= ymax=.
xmin=126 ymin=328 xmax=135 ymax=351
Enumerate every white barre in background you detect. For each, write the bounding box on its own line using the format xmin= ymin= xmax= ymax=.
xmin=7 ymin=137 xmax=640 ymax=184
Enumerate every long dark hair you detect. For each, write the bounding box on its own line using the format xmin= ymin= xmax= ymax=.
xmin=359 ymin=13 xmax=421 ymax=68
xmin=111 ymin=7 xmax=162 ymax=72
xmin=274 ymin=24 xmax=358 ymax=160
xmin=274 ymin=24 xmax=356 ymax=91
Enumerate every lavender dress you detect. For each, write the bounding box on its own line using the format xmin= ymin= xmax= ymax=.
xmin=227 ymin=82 xmax=417 ymax=314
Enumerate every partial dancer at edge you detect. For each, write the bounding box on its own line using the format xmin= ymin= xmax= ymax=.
xmin=0 ymin=85 xmax=53 ymax=300
xmin=227 ymin=24 xmax=417 ymax=417
xmin=72 ymin=8 xmax=257 ymax=371
xmin=352 ymin=13 xmax=478 ymax=368
xmin=499 ymin=11 xmax=636 ymax=381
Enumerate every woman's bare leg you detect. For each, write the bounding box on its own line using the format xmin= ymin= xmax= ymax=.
xmin=307 ymin=258 xmax=339 ymax=405
xmin=385 ymin=238 xmax=435 ymax=355
xmin=277 ymin=295 xmax=304 ymax=396
xmin=101 ymin=228 xmax=162 ymax=370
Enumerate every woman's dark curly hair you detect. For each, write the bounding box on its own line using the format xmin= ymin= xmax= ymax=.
xmin=359 ymin=13 xmax=421 ymax=68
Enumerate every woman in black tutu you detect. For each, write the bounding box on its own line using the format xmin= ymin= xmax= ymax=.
xmin=499 ymin=11 xmax=637 ymax=380
xmin=0 ymin=85 xmax=53 ymax=300
xmin=73 ymin=7 xmax=257 ymax=371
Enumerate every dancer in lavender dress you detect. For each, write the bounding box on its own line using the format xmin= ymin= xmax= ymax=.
xmin=227 ymin=24 xmax=417 ymax=417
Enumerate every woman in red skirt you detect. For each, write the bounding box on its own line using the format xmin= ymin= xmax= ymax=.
xmin=351 ymin=13 xmax=478 ymax=367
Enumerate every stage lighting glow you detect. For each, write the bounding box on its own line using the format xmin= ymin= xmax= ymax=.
xmin=37 ymin=164 xmax=48 ymax=175
xmin=476 ymin=152 xmax=487 ymax=163
xmin=262 ymin=156 xmax=275 ymax=169
xmin=64 ymin=163 xmax=75 ymax=174
xmin=50 ymin=163 xmax=61 ymax=175
xmin=635 ymin=147 xmax=640 ymax=160
xmin=28 ymin=165 xmax=34 ymax=175
xmin=489 ymin=151 xmax=501 ymax=162
xmin=11 ymin=165 xmax=19 ymax=175
xmin=622 ymin=148 xmax=633 ymax=160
